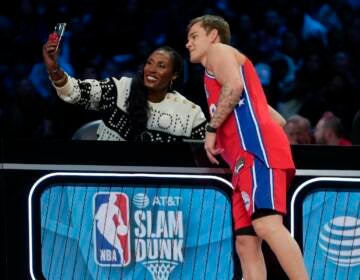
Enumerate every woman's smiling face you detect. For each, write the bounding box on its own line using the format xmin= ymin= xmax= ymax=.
xmin=143 ymin=50 xmax=176 ymax=93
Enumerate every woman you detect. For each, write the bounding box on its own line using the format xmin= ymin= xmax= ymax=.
xmin=43 ymin=36 xmax=206 ymax=142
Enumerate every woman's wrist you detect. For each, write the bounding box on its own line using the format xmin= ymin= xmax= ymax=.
xmin=48 ymin=65 xmax=62 ymax=80
xmin=52 ymin=73 xmax=68 ymax=87
xmin=48 ymin=66 xmax=68 ymax=87
xmin=47 ymin=67 xmax=59 ymax=75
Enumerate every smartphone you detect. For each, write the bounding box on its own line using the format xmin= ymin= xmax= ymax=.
xmin=54 ymin=23 xmax=66 ymax=40
xmin=54 ymin=22 xmax=66 ymax=50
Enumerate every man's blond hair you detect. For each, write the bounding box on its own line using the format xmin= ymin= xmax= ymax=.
xmin=187 ymin=15 xmax=231 ymax=44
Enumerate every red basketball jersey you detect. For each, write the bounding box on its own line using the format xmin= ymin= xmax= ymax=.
xmin=204 ymin=58 xmax=295 ymax=170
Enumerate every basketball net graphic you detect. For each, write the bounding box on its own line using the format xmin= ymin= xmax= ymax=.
xmin=142 ymin=260 xmax=178 ymax=280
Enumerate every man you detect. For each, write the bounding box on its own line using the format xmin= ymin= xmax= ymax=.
xmin=314 ymin=111 xmax=352 ymax=146
xmin=285 ymin=114 xmax=314 ymax=144
xmin=186 ymin=15 xmax=308 ymax=279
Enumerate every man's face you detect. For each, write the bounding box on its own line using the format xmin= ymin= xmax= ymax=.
xmin=186 ymin=22 xmax=212 ymax=64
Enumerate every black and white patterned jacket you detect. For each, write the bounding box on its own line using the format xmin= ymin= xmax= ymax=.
xmin=54 ymin=74 xmax=207 ymax=142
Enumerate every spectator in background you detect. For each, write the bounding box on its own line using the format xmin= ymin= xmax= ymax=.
xmin=314 ymin=111 xmax=352 ymax=146
xmin=284 ymin=114 xmax=314 ymax=144
xmin=43 ymin=34 xmax=207 ymax=142
xmin=284 ymin=118 xmax=299 ymax=144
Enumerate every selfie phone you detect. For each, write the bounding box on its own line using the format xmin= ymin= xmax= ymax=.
xmin=55 ymin=22 xmax=66 ymax=40
xmin=53 ymin=22 xmax=66 ymax=50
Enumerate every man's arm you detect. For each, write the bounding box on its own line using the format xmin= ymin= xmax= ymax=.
xmin=207 ymin=44 xmax=243 ymax=129
xmin=203 ymin=44 xmax=242 ymax=164
xmin=268 ymin=105 xmax=286 ymax=127
xmin=208 ymin=45 xmax=285 ymax=129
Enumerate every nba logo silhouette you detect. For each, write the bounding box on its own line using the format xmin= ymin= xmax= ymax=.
xmin=93 ymin=192 xmax=130 ymax=266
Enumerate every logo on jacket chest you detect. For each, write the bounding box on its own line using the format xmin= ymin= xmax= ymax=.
xmin=148 ymin=108 xmax=191 ymax=133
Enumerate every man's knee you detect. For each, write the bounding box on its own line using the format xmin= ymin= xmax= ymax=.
xmin=235 ymin=235 xmax=261 ymax=255
xmin=235 ymin=236 xmax=248 ymax=253
xmin=251 ymin=214 xmax=284 ymax=239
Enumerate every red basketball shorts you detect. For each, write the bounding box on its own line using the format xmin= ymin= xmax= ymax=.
xmin=231 ymin=154 xmax=295 ymax=231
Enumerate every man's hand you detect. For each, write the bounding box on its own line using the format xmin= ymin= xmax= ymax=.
xmin=204 ymin=132 xmax=224 ymax=165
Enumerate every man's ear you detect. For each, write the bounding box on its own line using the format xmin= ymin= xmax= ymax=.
xmin=209 ymin=29 xmax=219 ymax=42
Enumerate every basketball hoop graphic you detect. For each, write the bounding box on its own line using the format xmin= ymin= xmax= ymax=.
xmin=142 ymin=260 xmax=179 ymax=280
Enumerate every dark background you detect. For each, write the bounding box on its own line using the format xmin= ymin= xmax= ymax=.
xmin=0 ymin=0 xmax=359 ymax=141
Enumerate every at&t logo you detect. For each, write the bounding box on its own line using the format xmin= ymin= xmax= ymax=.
xmin=319 ymin=216 xmax=360 ymax=267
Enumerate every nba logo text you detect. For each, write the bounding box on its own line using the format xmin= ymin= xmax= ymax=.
xmin=93 ymin=192 xmax=130 ymax=266
xmin=132 ymin=192 xmax=184 ymax=279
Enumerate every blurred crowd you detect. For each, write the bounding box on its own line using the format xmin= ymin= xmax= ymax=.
xmin=0 ymin=0 xmax=359 ymax=144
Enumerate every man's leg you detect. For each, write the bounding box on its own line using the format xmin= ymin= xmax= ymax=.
xmin=252 ymin=214 xmax=308 ymax=280
xmin=235 ymin=231 xmax=266 ymax=280
xmin=232 ymin=154 xmax=267 ymax=279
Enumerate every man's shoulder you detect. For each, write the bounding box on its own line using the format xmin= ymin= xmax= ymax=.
xmin=209 ymin=43 xmax=246 ymax=64
xmin=210 ymin=43 xmax=242 ymax=53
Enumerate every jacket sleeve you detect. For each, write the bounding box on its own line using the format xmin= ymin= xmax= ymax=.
xmin=190 ymin=105 xmax=207 ymax=140
xmin=53 ymin=72 xmax=119 ymax=112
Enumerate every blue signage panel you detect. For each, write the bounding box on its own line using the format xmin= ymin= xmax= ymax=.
xmin=291 ymin=178 xmax=360 ymax=280
xmin=28 ymin=173 xmax=234 ymax=280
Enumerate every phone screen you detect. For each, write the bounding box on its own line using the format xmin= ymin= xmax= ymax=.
xmin=54 ymin=23 xmax=66 ymax=41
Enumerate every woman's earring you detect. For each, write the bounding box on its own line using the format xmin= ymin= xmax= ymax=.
xmin=169 ymin=80 xmax=174 ymax=91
